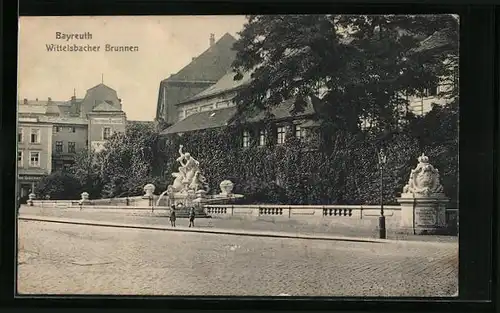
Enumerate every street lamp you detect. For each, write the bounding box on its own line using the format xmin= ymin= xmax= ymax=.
xmin=377 ymin=148 xmax=387 ymax=239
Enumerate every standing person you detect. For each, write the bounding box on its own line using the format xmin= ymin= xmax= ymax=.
xmin=188 ymin=206 xmax=196 ymax=227
xmin=169 ymin=204 xmax=176 ymax=227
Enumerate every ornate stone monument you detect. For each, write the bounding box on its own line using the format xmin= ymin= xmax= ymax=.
xmin=155 ymin=145 xmax=243 ymax=207
xmin=397 ymin=153 xmax=449 ymax=235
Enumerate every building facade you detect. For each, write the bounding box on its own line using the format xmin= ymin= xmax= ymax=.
xmin=17 ymin=83 xmax=127 ymax=199
xmin=156 ymin=33 xmax=237 ymax=125
xmin=17 ymin=118 xmax=53 ymax=199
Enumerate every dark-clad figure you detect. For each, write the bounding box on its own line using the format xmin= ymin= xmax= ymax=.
xmin=169 ymin=204 xmax=176 ymax=227
xmin=188 ymin=206 xmax=196 ymax=227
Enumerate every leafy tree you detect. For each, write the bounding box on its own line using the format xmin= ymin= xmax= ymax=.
xmin=231 ymin=14 xmax=458 ymax=135
xmin=36 ymin=171 xmax=82 ymax=200
xmin=98 ymin=122 xmax=164 ymax=197
xmin=69 ymin=148 xmax=103 ymax=199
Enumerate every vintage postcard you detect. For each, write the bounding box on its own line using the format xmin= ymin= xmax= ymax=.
xmin=17 ymin=15 xmax=459 ymax=297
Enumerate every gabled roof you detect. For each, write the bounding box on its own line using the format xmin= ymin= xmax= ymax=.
xmin=161 ymin=107 xmax=237 ymax=135
xmin=163 ymin=33 xmax=237 ymax=83
xmin=92 ymin=101 xmax=121 ymax=112
xmin=87 ymin=83 xmax=116 ymax=92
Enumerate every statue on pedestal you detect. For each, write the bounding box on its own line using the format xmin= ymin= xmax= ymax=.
xmin=169 ymin=145 xmax=208 ymax=193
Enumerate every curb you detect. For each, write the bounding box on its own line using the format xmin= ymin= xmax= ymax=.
xmin=18 ymin=215 xmax=391 ymax=244
xmin=17 ymin=215 xmax=458 ymax=246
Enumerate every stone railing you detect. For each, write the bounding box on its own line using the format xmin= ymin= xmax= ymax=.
xmin=204 ymin=204 xmax=458 ymax=230
xmin=29 ymin=195 xmax=158 ymax=208
xmin=204 ymin=204 xmax=403 ymax=219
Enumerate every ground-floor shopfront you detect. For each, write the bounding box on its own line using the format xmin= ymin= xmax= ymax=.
xmin=17 ymin=174 xmax=45 ymax=202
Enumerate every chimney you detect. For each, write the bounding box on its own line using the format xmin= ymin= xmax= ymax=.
xmin=48 ymin=97 xmax=52 ymax=103
xmin=209 ymin=33 xmax=215 ymax=47
xmin=71 ymin=96 xmax=76 ymax=101
xmin=36 ymin=98 xmax=38 ymax=102
xmin=23 ymin=99 xmax=28 ymax=104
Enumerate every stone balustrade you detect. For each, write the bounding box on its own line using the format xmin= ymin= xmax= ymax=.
xmin=203 ymin=204 xmax=458 ymax=233
xmin=204 ymin=204 xmax=403 ymax=219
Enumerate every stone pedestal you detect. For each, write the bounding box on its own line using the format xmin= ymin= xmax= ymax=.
xmin=397 ymin=153 xmax=451 ymax=235
xmin=398 ymin=196 xmax=449 ymax=235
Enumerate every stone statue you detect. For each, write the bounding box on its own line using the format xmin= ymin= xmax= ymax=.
xmin=189 ymin=170 xmax=209 ymax=192
xmin=402 ymin=153 xmax=444 ymax=197
xmin=168 ymin=145 xmax=207 ymax=193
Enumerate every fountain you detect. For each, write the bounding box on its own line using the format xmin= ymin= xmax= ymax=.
xmin=156 ymin=145 xmax=244 ymax=208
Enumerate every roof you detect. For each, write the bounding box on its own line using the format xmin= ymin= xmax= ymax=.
xmin=163 ymin=96 xmax=321 ymax=135
xmin=161 ymin=106 xmax=237 ymax=135
xmin=93 ymin=101 xmax=121 ymax=112
xmin=163 ymin=33 xmax=237 ymax=83
xmin=410 ymin=29 xmax=456 ymax=54
xmin=87 ymin=83 xmax=116 ymax=92
xmin=240 ymin=96 xmax=319 ymax=123
xmin=181 ymin=70 xmax=254 ymax=104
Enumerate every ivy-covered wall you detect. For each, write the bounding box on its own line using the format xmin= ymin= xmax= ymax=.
xmin=161 ymin=115 xmax=458 ymax=206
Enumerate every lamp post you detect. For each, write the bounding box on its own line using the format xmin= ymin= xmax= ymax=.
xmin=377 ymin=148 xmax=387 ymax=239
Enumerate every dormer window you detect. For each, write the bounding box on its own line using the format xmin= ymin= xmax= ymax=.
xmin=102 ymin=127 xmax=112 ymax=140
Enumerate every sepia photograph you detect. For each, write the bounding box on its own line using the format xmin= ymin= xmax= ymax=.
xmin=16 ymin=14 xmax=459 ymax=297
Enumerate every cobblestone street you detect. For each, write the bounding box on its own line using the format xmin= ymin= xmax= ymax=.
xmin=17 ymin=219 xmax=458 ymax=297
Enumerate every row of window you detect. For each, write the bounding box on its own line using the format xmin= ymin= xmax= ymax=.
xmin=241 ymin=125 xmax=307 ymax=148
xmin=18 ymin=128 xmax=40 ymax=144
xmin=17 ymin=151 xmax=40 ymax=167
xmin=55 ymin=141 xmax=76 ymax=153
xmin=54 ymin=126 xmax=76 ymax=133
xmin=18 ymin=127 xmax=113 ymax=144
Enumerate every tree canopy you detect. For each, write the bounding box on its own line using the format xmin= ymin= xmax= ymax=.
xmin=232 ymin=14 xmax=458 ymax=134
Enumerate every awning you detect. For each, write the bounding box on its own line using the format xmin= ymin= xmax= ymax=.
xmin=161 ymin=106 xmax=237 ymax=135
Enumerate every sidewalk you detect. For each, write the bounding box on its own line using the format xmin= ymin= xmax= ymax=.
xmin=18 ymin=214 xmax=457 ymax=247
xmin=18 ymin=206 xmax=458 ymax=244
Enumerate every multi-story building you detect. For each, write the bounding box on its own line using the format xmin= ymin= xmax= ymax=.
xmin=161 ymin=69 xmax=322 ymax=147
xmin=17 ymin=117 xmax=53 ymax=199
xmin=156 ymin=33 xmax=237 ymax=125
xmin=17 ymin=83 xmax=127 ymax=198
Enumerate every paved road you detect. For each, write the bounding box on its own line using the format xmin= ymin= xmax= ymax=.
xmin=19 ymin=206 xmax=458 ymax=243
xmin=17 ymin=220 xmax=458 ymax=297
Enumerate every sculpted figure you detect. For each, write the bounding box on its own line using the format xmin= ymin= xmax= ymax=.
xmin=402 ymin=153 xmax=444 ymax=197
xmin=189 ymin=170 xmax=209 ymax=192
xmin=176 ymin=145 xmax=201 ymax=190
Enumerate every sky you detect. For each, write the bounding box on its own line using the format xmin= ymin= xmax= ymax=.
xmin=18 ymin=16 xmax=248 ymax=121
